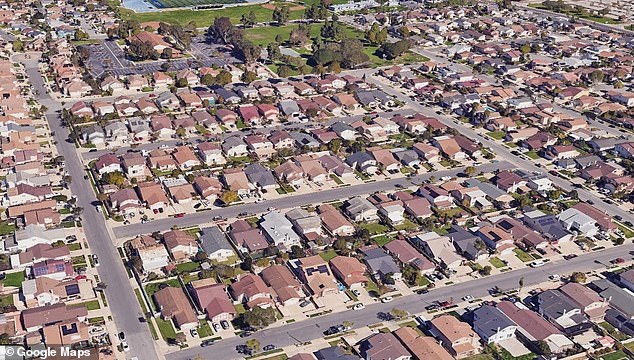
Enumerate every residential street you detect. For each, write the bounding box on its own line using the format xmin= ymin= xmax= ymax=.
xmin=167 ymin=242 xmax=634 ymax=360
xmin=350 ymin=70 xmax=634 ymax=222
xmin=15 ymin=52 xmax=161 ymax=360
xmin=112 ymin=161 xmax=513 ymax=239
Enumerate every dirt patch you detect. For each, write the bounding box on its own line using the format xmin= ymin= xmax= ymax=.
xmin=261 ymin=3 xmax=305 ymax=10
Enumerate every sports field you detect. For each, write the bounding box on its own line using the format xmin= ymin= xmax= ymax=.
xmin=120 ymin=2 xmax=305 ymax=26
xmin=149 ymin=0 xmax=242 ymax=9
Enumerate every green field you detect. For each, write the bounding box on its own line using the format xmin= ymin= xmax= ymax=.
xmin=120 ymin=3 xmax=306 ymax=27
xmin=528 ymin=3 xmax=620 ymax=24
xmin=1 ymin=272 xmax=25 ymax=287
xmin=152 ymin=0 xmax=241 ymax=9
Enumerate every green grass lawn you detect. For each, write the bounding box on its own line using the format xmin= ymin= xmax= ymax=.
xmin=0 ymin=294 xmax=14 ymax=307
xmin=372 ymin=235 xmax=394 ymax=247
xmin=486 ymin=131 xmax=506 ymax=140
xmin=525 ymin=151 xmax=540 ymax=160
xmin=617 ymin=223 xmax=634 ymax=238
xmin=392 ymin=219 xmax=418 ymax=232
xmin=0 ymin=221 xmax=16 ymax=236
xmin=600 ymin=350 xmax=629 ymax=360
xmin=359 ymin=222 xmax=389 ymax=235
xmin=319 ymin=249 xmax=338 ymax=262
xmin=234 ymin=303 xmax=246 ymax=314
xmin=120 ymin=4 xmax=305 ymax=27
xmin=85 ymin=300 xmax=101 ymax=310
xmin=176 ymin=261 xmax=201 ymax=273
xmin=489 ymin=257 xmax=506 ymax=269
xmin=197 ymin=319 xmax=213 ymax=338
xmin=365 ymin=280 xmax=381 ymax=297
xmin=2 ymin=272 xmax=25 ymax=287
xmin=134 ymin=288 xmax=149 ymax=314
xmin=145 ymin=279 xmax=182 ymax=309
xmin=528 ymin=3 xmax=620 ymax=24
xmin=67 ymin=243 xmax=82 ymax=251
xmin=155 ymin=317 xmax=177 ymax=341
xmin=513 ymin=248 xmax=534 ymax=262
xmin=330 ymin=174 xmax=344 ymax=185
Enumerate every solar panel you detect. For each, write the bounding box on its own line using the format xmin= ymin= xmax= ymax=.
xmin=65 ymin=284 xmax=80 ymax=296
xmin=55 ymin=264 xmax=65 ymax=272
xmin=61 ymin=323 xmax=78 ymax=336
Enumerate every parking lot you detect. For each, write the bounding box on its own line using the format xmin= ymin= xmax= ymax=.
xmin=83 ymin=38 xmax=237 ymax=78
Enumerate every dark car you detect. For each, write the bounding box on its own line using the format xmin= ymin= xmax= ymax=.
xmin=424 ymin=304 xmax=438 ymax=311
xmin=417 ymin=289 xmax=429 ymax=295
xmin=263 ymin=345 xmax=276 ymax=351
xmin=615 ymin=215 xmax=623 ymax=221
xmin=323 ymin=326 xmax=340 ymax=336
xmin=201 ymin=339 xmax=215 ymax=347
xmin=138 ymin=317 xmax=146 ymax=323
xmin=239 ymin=331 xmax=252 ymax=338
xmin=563 ymin=254 xmax=578 ymax=260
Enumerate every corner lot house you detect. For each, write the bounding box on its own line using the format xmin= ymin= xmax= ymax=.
xmin=154 ymin=287 xmax=198 ymax=330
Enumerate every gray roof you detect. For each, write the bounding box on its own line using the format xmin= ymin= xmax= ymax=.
xmin=344 ymin=196 xmax=377 ymax=217
xmin=222 ymin=136 xmax=246 ymax=151
xmin=473 ymin=305 xmax=515 ymax=339
xmin=591 ymin=279 xmax=634 ymax=318
xmin=314 ymin=346 xmax=360 ymax=360
xmin=330 ymin=121 xmax=354 ymax=135
xmin=279 ymin=99 xmax=300 ymax=115
xmin=290 ymin=131 xmax=320 ymax=148
xmin=447 ymin=225 xmax=482 ymax=260
xmin=465 ymin=179 xmax=507 ymax=199
xmin=244 ymin=163 xmax=277 ymax=188
xmin=345 ymin=151 xmax=374 ymax=167
xmin=393 ymin=149 xmax=420 ymax=165
xmin=213 ymin=87 xmax=239 ymax=100
xmin=355 ymin=90 xmax=376 ymax=106
xmin=362 ymin=248 xmax=400 ymax=276
xmin=199 ymin=226 xmax=233 ymax=254
xmin=537 ymin=289 xmax=586 ymax=324
xmin=522 ymin=214 xmax=570 ymax=241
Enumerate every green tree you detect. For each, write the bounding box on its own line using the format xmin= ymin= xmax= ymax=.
xmin=480 ymin=265 xmax=492 ymax=276
xmin=241 ymin=11 xmax=257 ymax=28
xmin=272 ymin=6 xmax=290 ymax=25
xmin=175 ymin=77 xmax=188 ymax=88
xmin=201 ymin=73 xmax=215 ymax=85
xmin=289 ymin=245 xmax=305 ymax=259
xmin=570 ymin=272 xmax=586 ymax=283
xmin=277 ymin=65 xmax=292 ymax=78
xmin=464 ymin=166 xmax=476 ymax=176
xmin=220 ymin=190 xmax=238 ymax=204
xmin=102 ymin=171 xmax=125 ymax=186
xmin=12 ymin=40 xmax=24 ymax=52
xmin=241 ymin=70 xmax=257 ymax=84
xmin=232 ymin=39 xmax=261 ymax=64
xmin=74 ymin=29 xmax=89 ymax=41
xmin=378 ymin=39 xmax=412 ymax=60
xmin=215 ymin=70 xmax=232 ymax=85
xmin=267 ymin=42 xmax=282 ymax=62
xmin=589 ymin=69 xmax=604 ymax=83
xmin=390 ymin=308 xmax=408 ymax=319
xmin=246 ymin=339 xmax=260 ymax=352
xmin=519 ymin=43 xmax=531 ymax=54
xmin=241 ymin=306 xmax=278 ymax=328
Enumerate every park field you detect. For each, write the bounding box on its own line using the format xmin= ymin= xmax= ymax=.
xmin=120 ymin=2 xmax=305 ymax=26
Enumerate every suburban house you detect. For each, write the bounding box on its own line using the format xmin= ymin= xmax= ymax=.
xmin=163 ymin=230 xmax=198 ymax=262
xmin=471 ymin=305 xmax=517 ymax=344
xmin=429 ymin=315 xmax=482 ymax=358
xmin=260 ymin=264 xmax=304 ymax=306
xmin=153 ymin=287 xmax=198 ymax=330
xmin=360 ymin=246 xmax=402 ymax=283
xmin=293 ymin=255 xmax=338 ymax=298
xmin=329 ymin=256 xmax=368 ymax=289
xmin=394 ymin=326 xmax=453 ymax=360
xmin=229 ymin=273 xmax=274 ymax=309
xmin=360 ymin=332 xmax=412 ymax=360
xmin=190 ymin=279 xmax=236 ymax=323
xmin=199 ymin=226 xmax=235 ymax=262
xmin=130 ymin=235 xmax=170 ymax=272
xmin=260 ymin=212 xmax=301 ymax=250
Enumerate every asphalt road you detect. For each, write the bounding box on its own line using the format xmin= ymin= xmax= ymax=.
xmin=167 ymin=242 xmax=634 ymax=360
xmin=15 ymin=53 xmax=161 ymax=360
xmin=351 ymin=70 xmax=634 ymax=223
xmin=112 ymin=161 xmax=513 ymax=239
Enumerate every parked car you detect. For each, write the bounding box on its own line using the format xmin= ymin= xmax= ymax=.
xmin=352 ymin=303 xmax=365 ymax=311
xmin=462 ymin=295 xmax=474 ymax=302
xmin=121 ymin=341 xmax=129 ymax=352
xmin=220 ymin=320 xmax=230 ymax=329
xmin=612 ymin=258 xmax=625 ymax=264
xmin=352 ymin=289 xmax=361 ymax=297
xmin=212 ymin=323 xmax=221 ymax=332
xmin=381 ymin=296 xmax=393 ymax=303
xmin=190 ymin=328 xmax=198 ymax=337
xmin=263 ymin=345 xmax=276 ymax=351
xmin=201 ymin=339 xmax=215 ymax=347
xmin=92 ymin=255 xmax=100 ymax=267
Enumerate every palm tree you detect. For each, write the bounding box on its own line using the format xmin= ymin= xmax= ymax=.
xmin=518 ymin=277 xmax=524 ymax=292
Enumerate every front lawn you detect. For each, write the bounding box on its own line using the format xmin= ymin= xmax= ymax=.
xmin=486 ymin=131 xmax=505 ymax=140
xmin=68 ymin=243 xmax=82 ymax=251
xmin=392 ymin=219 xmax=419 ymax=232
xmin=525 ymin=151 xmax=540 ymax=160
xmin=489 ymin=257 xmax=506 ymax=269
xmin=513 ymin=248 xmax=534 ymax=262
xmin=600 ymin=350 xmax=629 ymax=360
xmin=2 ymin=272 xmax=25 ymax=287
xmin=617 ymin=223 xmax=634 ymax=239
xmin=197 ymin=319 xmax=213 ymax=338
xmin=155 ymin=317 xmax=177 ymax=341
xmin=0 ymin=294 xmax=14 ymax=307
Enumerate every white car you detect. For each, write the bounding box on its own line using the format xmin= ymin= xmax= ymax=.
xmin=121 ymin=341 xmax=130 ymax=352
xmin=351 ymin=289 xmax=361 ymax=297
xmin=352 ymin=303 xmax=365 ymax=311
xmin=548 ymin=274 xmax=561 ymax=281
xmin=381 ymin=296 xmax=393 ymax=303
xmin=462 ymin=295 xmax=474 ymax=302
xmin=530 ymin=260 xmax=545 ymax=268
